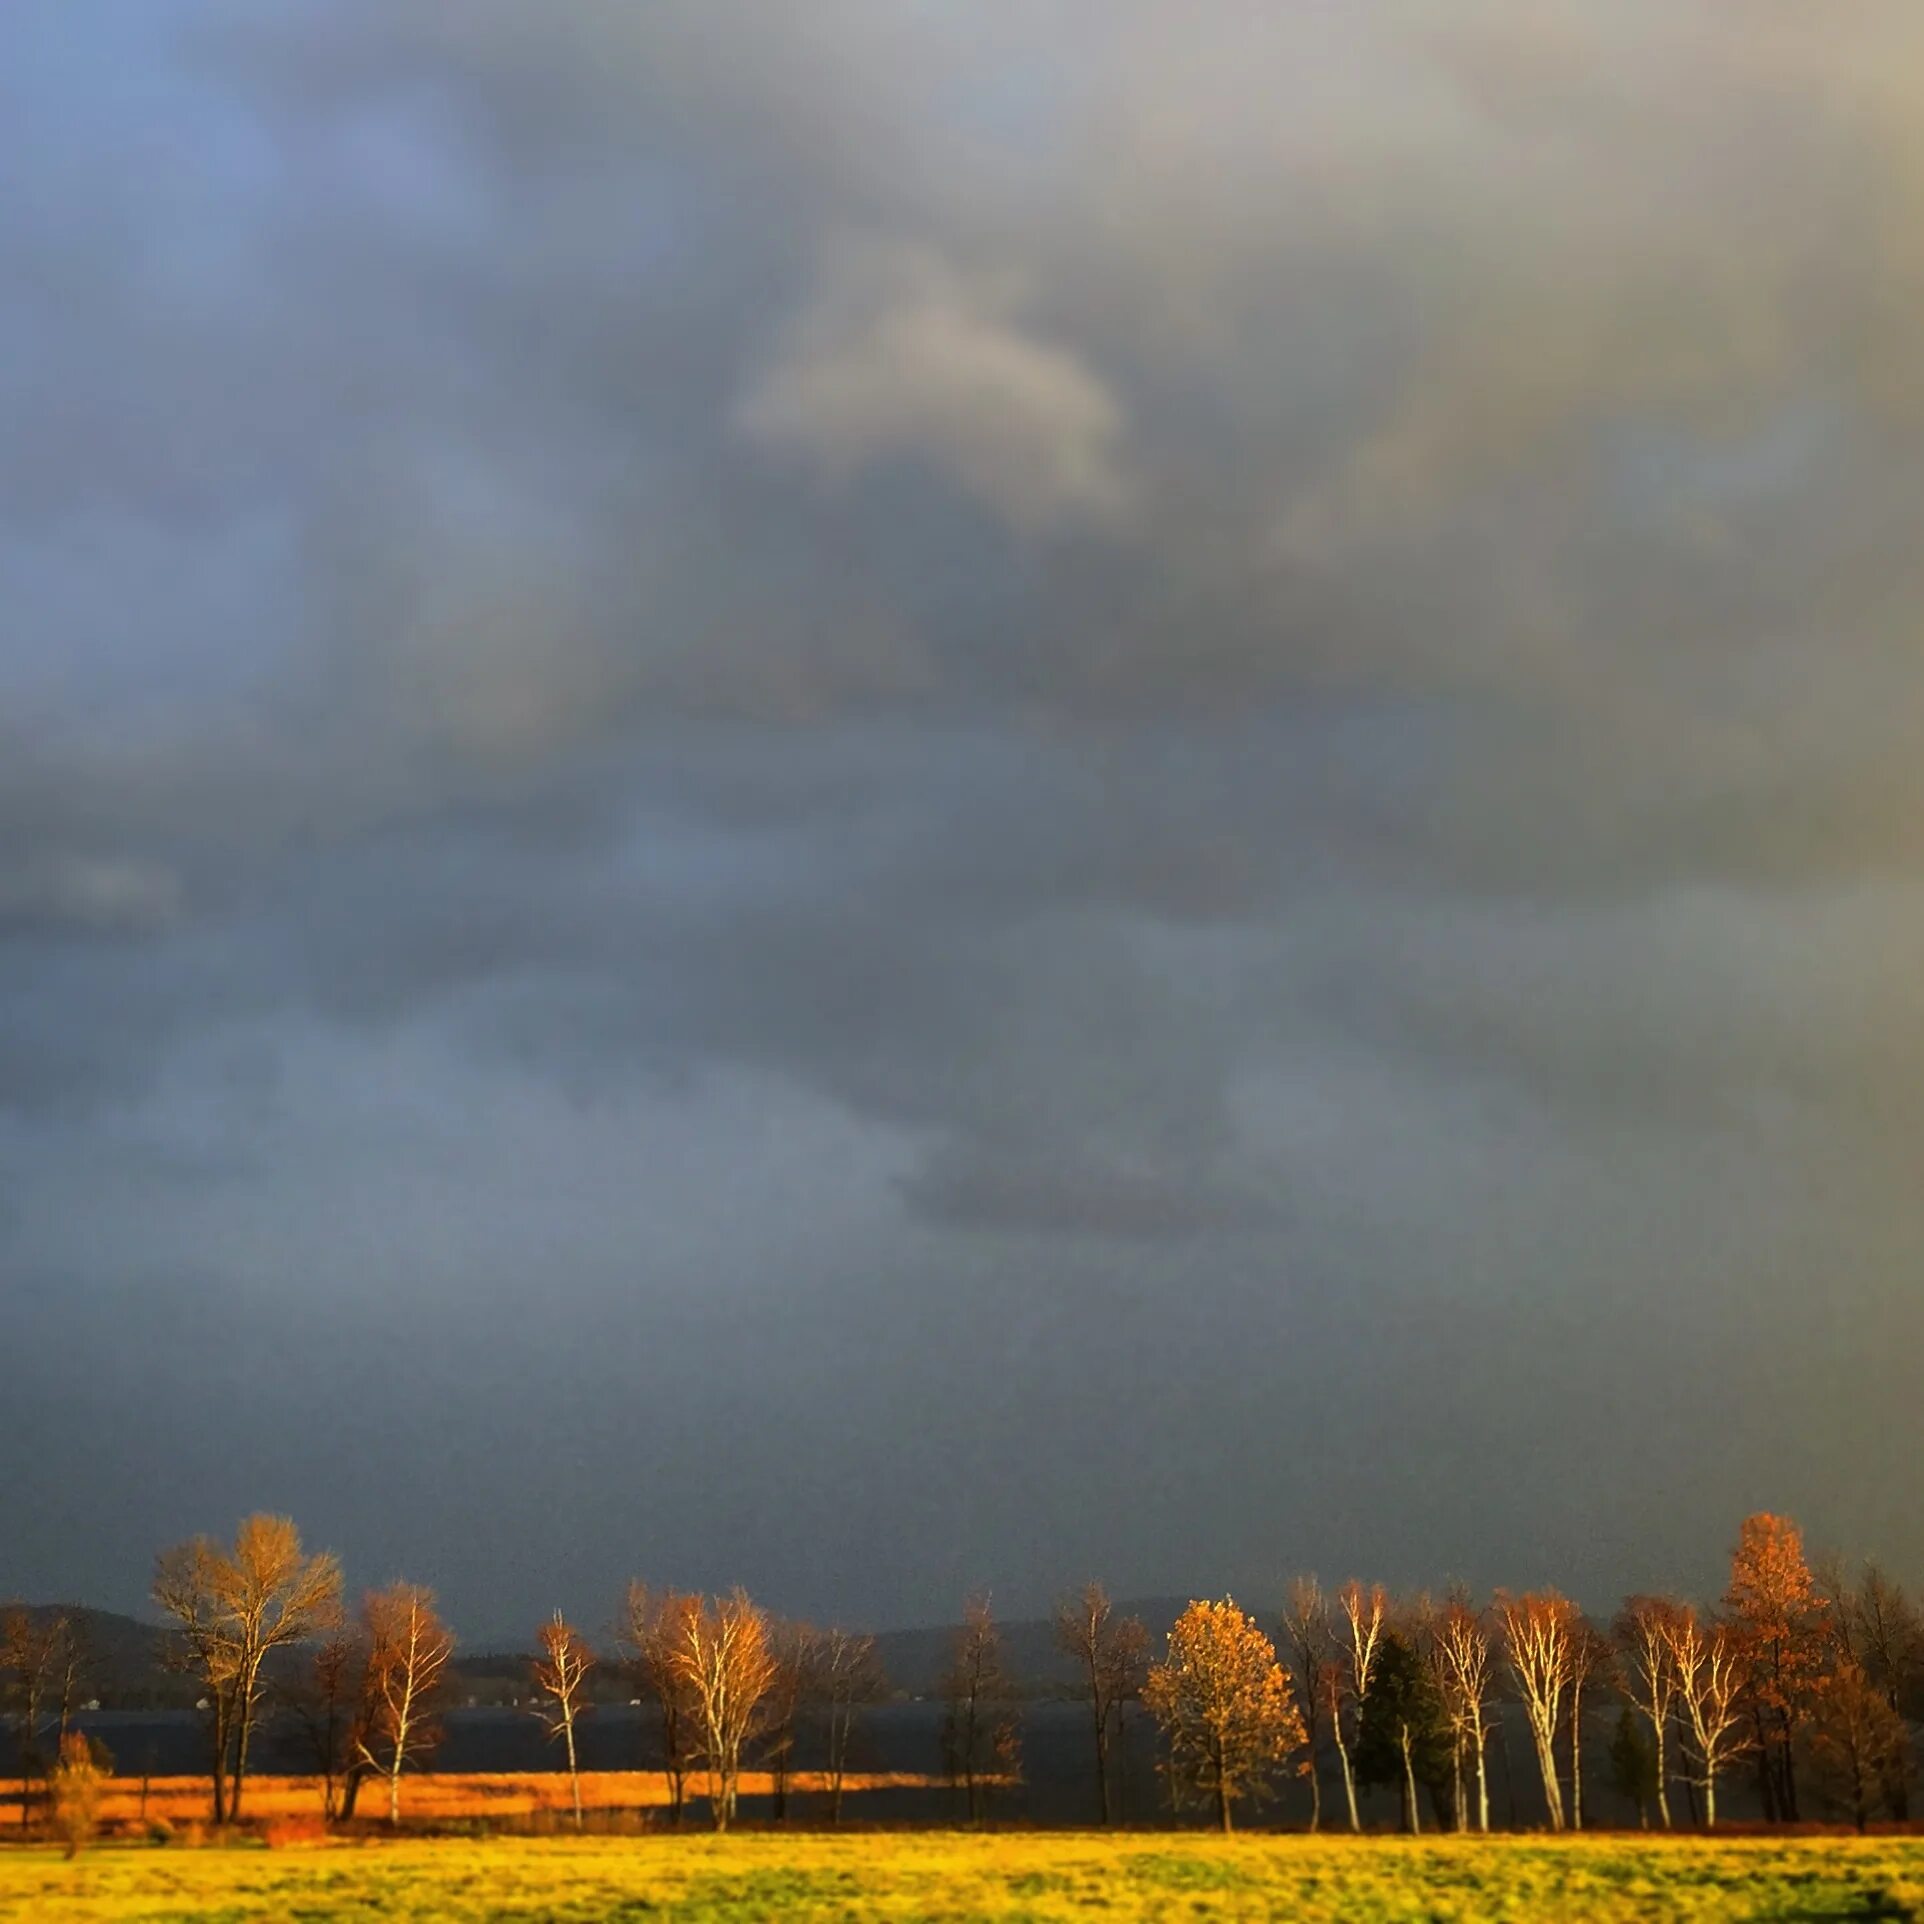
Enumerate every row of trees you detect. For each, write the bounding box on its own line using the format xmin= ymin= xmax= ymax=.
xmin=1044 ymin=1514 xmax=1919 ymax=1832
xmin=16 ymin=1506 xmax=1905 ymax=1834
xmin=143 ymin=1518 xmax=886 ymax=1832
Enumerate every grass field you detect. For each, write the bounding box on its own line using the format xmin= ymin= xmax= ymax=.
xmin=3 ymin=1832 xmax=1923 ymax=1922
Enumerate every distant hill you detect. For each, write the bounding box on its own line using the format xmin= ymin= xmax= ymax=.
xmin=7 ymin=1596 xmax=1202 ymax=1708
xmin=0 ymin=1603 xmax=191 ymax=1707
xmin=872 ymin=1597 xmax=1191 ymax=1699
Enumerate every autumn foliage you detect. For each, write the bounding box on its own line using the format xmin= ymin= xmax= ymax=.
xmin=1144 ymin=1599 xmax=1306 ymax=1832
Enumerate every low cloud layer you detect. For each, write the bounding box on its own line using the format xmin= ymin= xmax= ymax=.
xmin=4 ymin=1 xmax=1922 ymax=1634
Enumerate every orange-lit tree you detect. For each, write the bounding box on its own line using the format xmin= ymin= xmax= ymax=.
xmin=1332 ymin=1580 xmax=1387 ymax=1832
xmin=356 ymin=1581 xmax=454 ymax=1827
xmin=619 ymin=1583 xmax=702 ymax=1827
xmin=1144 ymin=1598 xmax=1306 ymax=1833
xmin=1724 ymin=1512 xmax=1828 ymax=1822
xmin=2 ymin=1607 xmax=74 ymax=1833
xmin=1432 ymin=1596 xmax=1494 ymax=1832
xmin=532 ymin=1611 xmax=596 ymax=1830
xmin=1807 ymin=1659 xmax=1911 ymax=1831
xmin=1496 ymin=1590 xmax=1576 ymax=1830
xmin=669 ymin=1589 xmax=779 ymax=1831
xmin=1659 ymin=1604 xmax=1749 ymax=1828
xmin=1825 ymin=1558 xmax=1921 ymax=1821
xmin=1615 ymin=1596 xmax=1685 ymax=1831
xmin=152 ymin=1515 xmax=340 ymax=1824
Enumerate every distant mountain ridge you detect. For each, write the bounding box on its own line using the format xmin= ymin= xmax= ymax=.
xmin=7 ymin=1596 xmax=1203 ymax=1707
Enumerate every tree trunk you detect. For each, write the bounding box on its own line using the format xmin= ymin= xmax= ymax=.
xmin=565 ymin=1718 xmax=582 ymax=1829
xmin=1092 ymin=1694 xmax=1112 ymax=1826
xmin=1568 ymin=1678 xmax=1583 ymax=1831
xmin=1532 ymin=1723 xmax=1565 ymax=1831
xmin=1332 ymin=1725 xmax=1361 ymax=1832
xmin=1651 ymin=1716 xmax=1670 ymax=1830
xmin=1400 ymin=1725 xmax=1421 ymax=1835
xmin=231 ymin=1680 xmax=255 ymax=1820
xmin=209 ymin=1691 xmax=230 ymax=1827
xmin=1473 ymin=1724 xmax=1490 ymax=1832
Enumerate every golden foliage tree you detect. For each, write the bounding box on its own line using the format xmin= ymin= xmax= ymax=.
xmin=48 ymin=1732 xmax=105 ymax=1859
xmin=1724 ymin=1512 xmax=1827 ymax=1823
xmin=1143 ymin=1598 xmax=1306 ymax=1833
xmin=152 ymin=1515 xmax=340 ymax=1823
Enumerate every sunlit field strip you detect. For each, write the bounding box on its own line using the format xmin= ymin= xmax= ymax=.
xmin=72 ymin=1768 xmax=946 ymax=1829
xmin=5 ymin=1833 xmax=1924 ymax=1924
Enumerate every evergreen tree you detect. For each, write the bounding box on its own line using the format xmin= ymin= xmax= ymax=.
xmin=1354 ymin=1633 xmax=1452 ymax=1832
xmin=1608 ymin=1705 xmax=1658 ymax=1827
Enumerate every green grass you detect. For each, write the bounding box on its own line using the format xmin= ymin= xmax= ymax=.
xmin=4 ymin=1832 xmax=1923 ymax=1922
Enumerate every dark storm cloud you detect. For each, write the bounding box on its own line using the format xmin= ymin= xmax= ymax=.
xmin=4 ymin=1 xmax=1924 ymax=1629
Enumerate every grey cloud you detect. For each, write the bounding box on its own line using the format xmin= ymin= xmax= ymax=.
xmin=4 ymin=0 xmax=1924 ymax=1625
xmin=735 ymin=243 xmax=1132 ymax=534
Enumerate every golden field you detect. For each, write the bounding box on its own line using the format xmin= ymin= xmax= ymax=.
xmin=78 ymin=1768 xmax=933 ymax=1830
xmin=3 ymin=1832 xmax=1924 ymax=1923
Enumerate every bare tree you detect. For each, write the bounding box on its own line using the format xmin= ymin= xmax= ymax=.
xmin=813 ymin=1627 xmax=885 ymax=1824
xmin=2 ymin=1608 xmax=74 ymax=1832
xmin=1496 ymin=1590 xmax=1576 ymax=1831
xmin=1053 ymin=1582 xmax=1148 ymax=1826
xmin=940 ymin=1593 xmax=1021 ymax=1824
xmin=619 ymin=1584 xmax=702 ymax=1827
xmin=1432 ymin=1597 xmax=1494 ymax=1832
xmin=1659 ymin=1605 xmax=1749 ymax=1828
xmin=668 ymin=1589 xmax=779 ymax=1831
xmin=1566 ymin=1617 xmax=1610 ymax=1831
xmin=1332 ymin=1580 xmax=1387 ymax=1832
xmin=284 ymin=1630 xmax=367 ymax=1824
xmin=531 ymin=1612 xmax=595 ymax=1829
xmin=152 ymin=1515 xmax=341 ymax=1822
xmin=1615 ymin=1597 xmax=1684 ymax=1831
xmin=355 ymin=1582 xmax=454 ymax=1827
xmin=761 ymin=1621 xmax=819 ymax=1822
xmin=1279 ymin=1578 xmax=1334 ymax=1831
xmin=151 ymin=1539 xmax=240 ymax=1822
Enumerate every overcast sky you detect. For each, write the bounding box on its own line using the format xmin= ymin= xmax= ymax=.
xmin=5 ymin=2 xmax=1923 ymax=1643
